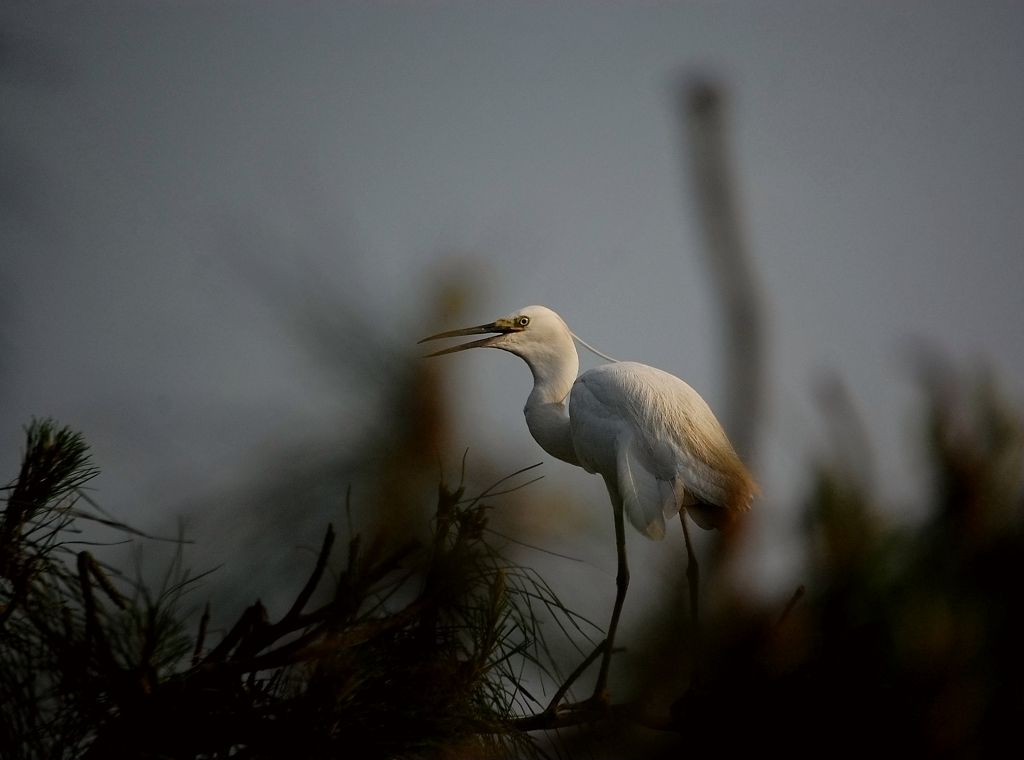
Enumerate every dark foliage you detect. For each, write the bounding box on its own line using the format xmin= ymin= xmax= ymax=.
xmin=3 ymin=361 xmax=1023 ymax=758
xmin=660 ymin=365 xmax=1024 ymax=758
xmin=0 ymin=422 xmax=577 ymax=759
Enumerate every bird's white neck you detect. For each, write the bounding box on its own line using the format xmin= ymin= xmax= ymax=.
xmin=520 ymin=348 xmax=580 ymax=466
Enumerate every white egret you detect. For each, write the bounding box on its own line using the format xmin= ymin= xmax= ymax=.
xmin=420 ymin=305 xmax=756 ymax=704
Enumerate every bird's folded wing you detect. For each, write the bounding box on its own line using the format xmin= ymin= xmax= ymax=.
xmin=616 ymin=432 xmax=678 ymax=540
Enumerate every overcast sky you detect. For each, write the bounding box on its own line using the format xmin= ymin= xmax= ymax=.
xmin=3 ymin=2 xmax=1023 ymax=597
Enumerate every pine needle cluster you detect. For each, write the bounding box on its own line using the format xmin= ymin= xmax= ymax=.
xmin=0 ymin=422 xmax=580 ymax=759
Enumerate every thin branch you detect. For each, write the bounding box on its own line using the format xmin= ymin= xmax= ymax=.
xmin=282 ymin=523 xmax=335 ymax=624
xmin=544 ymin=640 xmax=606 ymax=712
xmin=204 ymin=601 xmax=265 ymax=663
xmin=192 ymin=602 xmax=210 ymax=666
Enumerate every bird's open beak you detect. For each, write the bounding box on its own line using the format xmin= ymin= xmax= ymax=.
xmin=418 ymin=321 xmax=510 ymax=357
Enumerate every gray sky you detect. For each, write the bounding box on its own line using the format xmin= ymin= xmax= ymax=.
xmin=3 ymin=1 xmax=1023 ymax=597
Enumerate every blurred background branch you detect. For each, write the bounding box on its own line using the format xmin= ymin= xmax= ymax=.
xmin=681 ymin=79 xmax=764 ymax=463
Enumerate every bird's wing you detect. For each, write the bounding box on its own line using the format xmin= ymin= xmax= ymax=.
xmin=616 ymin=429 xmax=685 ymax=540
xmin=573 ymin=363 xmax=756 ymax=532
xmin=571 ymin=364 xmax=687 ymax=539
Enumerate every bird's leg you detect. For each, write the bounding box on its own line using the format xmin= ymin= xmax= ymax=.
xmin=591 ymin=500 xmax=629 ymax=704
xmin=550 ymin=496 xmax=628 ymax=715
xmin=679 ymin=510 xmax=700 ymax=624
xmin=678 ymin=509 xmax=707 ymax=699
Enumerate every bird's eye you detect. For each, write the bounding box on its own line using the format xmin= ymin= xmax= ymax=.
xmin=517 ymin=316 xmax=530 ymax=328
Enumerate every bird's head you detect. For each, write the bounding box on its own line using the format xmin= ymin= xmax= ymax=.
xmin=419 ymin=305 xmax=576 ymax=368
